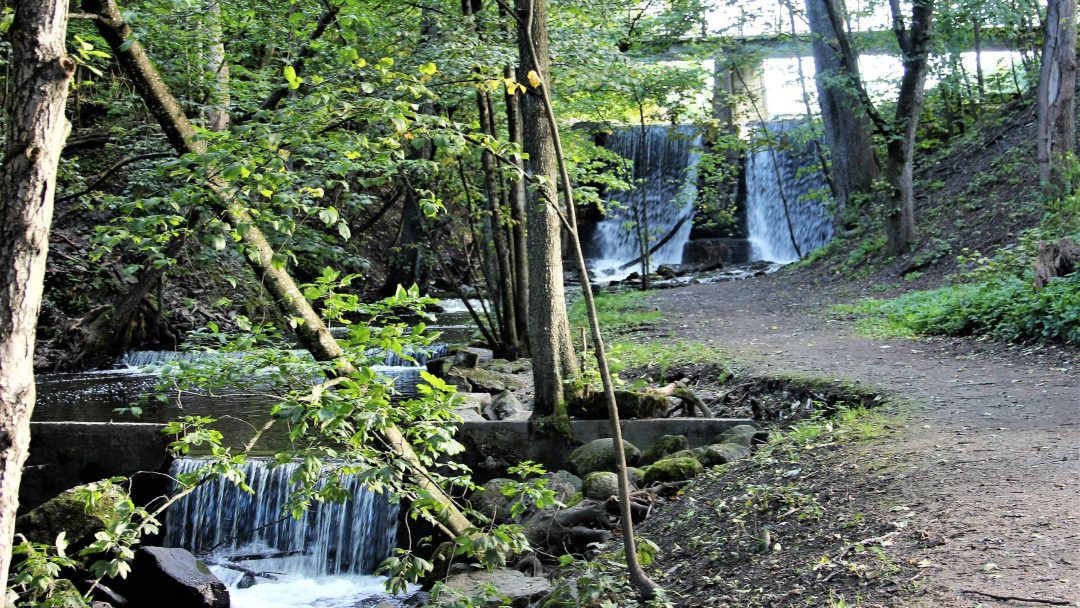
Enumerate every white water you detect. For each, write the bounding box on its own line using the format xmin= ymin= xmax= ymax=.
xmin=744 ymin=120 xmax=833 ymax=263
xmin=166 ymin=458 xmax=411 ymax=606
xmin=590 ymin=125 xmax=703 ymax=280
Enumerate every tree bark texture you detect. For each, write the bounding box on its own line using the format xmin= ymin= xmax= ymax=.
xmin=504 ymin=71 xmax=531 ymax=354
xmin=202 ymin=0 xmax=231 ymax=131
xmin=0 ymin=0 xmax=74 ymax=589
xmin=1037 ymin=0 xmax=1077 ymax=188
xmin=516 ymin=0 xmax=580 ymax=418
xmin=85 ymin=0 xmax=473 ymax=537
xmin=883 ymin=0 xmax=934 ymax=255
xmin=805 ymin=0 xmax=878 ymax=227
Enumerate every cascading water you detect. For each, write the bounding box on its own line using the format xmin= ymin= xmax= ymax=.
xmin=165 ymin=457 xmax=409 ymax=607
xmin=590 ymin=125 xmax=702 ymax=279
xmin=744 ymin=120 xmax=834 ymax=263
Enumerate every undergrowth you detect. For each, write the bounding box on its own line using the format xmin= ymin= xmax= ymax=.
xmin=569 ymin=289 xmax=662 ymax=336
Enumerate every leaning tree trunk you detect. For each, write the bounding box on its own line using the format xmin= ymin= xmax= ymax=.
xmin=883 ymin=0 xmax=934 ymax=255
xmin=806 ymin=0 xmax=879 ymax=227
xmin=0 ymin=0 xmax=75 ymax=589
xmin=516 ymin=0 xmax=580 ymax=420
xmin=202 ymin=0 xmax=230 ymax=131
xmin=1037 ymin=0 xmax=1077 ymax=190
xmin=84 ymin=0 xmax=472 ymax=537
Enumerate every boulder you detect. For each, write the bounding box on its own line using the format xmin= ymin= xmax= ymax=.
xmin=486 ymin=358 xmax=532 ymax=374
xmin=426 ymin=356 xmax=454 ymax=377
xmin=568 ymin=439 xmax=641 ymax=476
xmin=702 ymin=443 xmax=751 ymax=466
xmin=568 ymin=390 xmax=669 ymax=420
xmin=16 ymin=482 xmax=127 ymax=545
xmin=627 ymin=467 xmax=645 ymax=487
xmin=440 ymin=568 xmax=551 ymax=607
xmin=469 ymin=478 xmax=516 ymax=524
xmin=655 ymin=264 xmax=678 ymax=279
xmin=117 ymin=547 xmax=229 ymax=608
xmin=491 ymin=390 xmax=523 ymax=420
xmin=643 ymin=457 xmax=704 ymax=485
xmin=640 ymin=435 xmax=689 ymax=465
xmin=581 ymin=472 xmax=620 ymax=500
xmin=453 ymin=349 xmax=481 ymax=369
xmin=542 ymin=470 xmax=582 ymax=504
xmin=714 ymin=424 xmax=766 ymax=448
xmin=455 ymin=367 xmax=527 ymax=394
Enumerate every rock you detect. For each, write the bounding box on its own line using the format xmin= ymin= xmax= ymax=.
xmin=440 ymin=568 xmax=551 ymax=607
xmin=581 ymin=472 xmax=620 ymax=500
xmin=655 ymin=264 xmax=678 ymax=279
xmin=486 ymin=358 xmax=532 ymax=374
xmin=542 ymin=470 xmax=582 ymax=504
xmin=458 ymin=347 xmax=494 ymax=364
xmin=469 ymin=478 xmax=516 ymax=524
xmin=459 ymin=392 xmax=492 ymax=413
xmin=426 ymin=356 xmax=454 ymax=377
xmin=568 ymin=390 xmax=669 ymax=420
xmin=455 ymin=367 xmax=527 ymax=394
xmin=665 ymin=447 xmax=706 ymax=463
xmin=491 ymin=390 xmax=523 ymax=420
xmin=16 ymin=482 xmax=127 ymax=545
xmin=627 ymin=467 xmax=645 ymax=487
xmin=453 ymin=349 xmax=481 ymax=369
xmin=714 ymin=424 xmax=766 ymax=447
xmin=568 ymin=439 xmax=641 ymax=476
xmin=702 ymin=443 xmax=751 ymax=466
xmin=643 ymin=456 xmax=704 ymax=485
xmin=640 ymin=434 xmax=690 ymax=465
xmin=117 ymin=547 xmax=229 ymax=608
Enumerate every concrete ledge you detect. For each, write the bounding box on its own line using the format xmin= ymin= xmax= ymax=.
xmin=458 ymin=418 xmax=754 ymax=477
xmin=22 ymin=422 xmax=172 ymax=511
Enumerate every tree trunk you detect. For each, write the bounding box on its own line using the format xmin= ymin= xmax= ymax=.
xmin=84 ymin=0 xmax=472 ymax=537
xmin=1037 ymin=0 xmax=1077 ymax=189
xmin=0 ymin=0 xmax=74 ymax=589
xmin=516 ymin=0 xmax=580 ymax=419
xmin=974 ymin=19 xmax=986 ymax=101
xmin=504 ymin=67 xmax=531 ymax=354
xmin=382 ymin=177 xmax=432 ymax=295
xmin=478 ymin=88 xmax=519 ymax=353
xmin=806 ymin=0 xmax=879 ymax=227
xmin=883 ymin=0 xmax=934 ymax=255
xmin=202 ymin=0 xmax=230 ymax=131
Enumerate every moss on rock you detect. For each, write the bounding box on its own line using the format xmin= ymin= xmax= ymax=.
xmin=643 ymin=457 xmax=704 ymax=485
xmin=640 ymin=434 xmax=689 ymax=465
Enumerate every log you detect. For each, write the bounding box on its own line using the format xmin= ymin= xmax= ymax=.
xmin=618 ymin=216 xmax=691 ymax=271
xmin=1033 ymin=238 xmax=1080 ymax=289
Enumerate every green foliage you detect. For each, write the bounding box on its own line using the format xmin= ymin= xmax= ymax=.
xmin=9 ymin=535 xmax=85 ymax=608
xmin=568 ymin=290 xmax=661 ymax=336
xmin=846 ymin=274 xmax=1080 ymax=344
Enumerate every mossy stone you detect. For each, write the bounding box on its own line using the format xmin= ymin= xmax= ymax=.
xmin=568 ymin=438 xmax=641 ymax=476
xmin=643 ymin=457 xmax=704 ymax=485
xmin=640 ymin=434 xmax=689 ymax=465
xmin=714 ymin=424 xmax=764 ymax=447
xmin=16 ymin=482 xmax=127 ymax=545
xmin=702 ymin=442 xmax=751 ymax=466
xmin=582 ymin=472 xmax=620 ymax=500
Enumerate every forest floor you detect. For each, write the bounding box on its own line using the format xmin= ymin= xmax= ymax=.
xmin=633 ymin=270 xmax=1079 ymax=607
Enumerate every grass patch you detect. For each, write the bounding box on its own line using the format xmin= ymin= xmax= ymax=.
xmin=568 ymin=289 xmax=662 ymax=336
xmin=607 ymin=340 xmax=727 ymax=377
xmin=837 ymin=274 xmax=1080 ymax=345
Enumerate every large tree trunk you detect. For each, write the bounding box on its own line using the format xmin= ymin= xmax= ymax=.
xmin=883 ymin=0 xmax=934 ymax=255
xmin=84 ymin=0 xmax=472 ymax=537
xmin=0 ymin=0 xmax=74 ymax=589
xmin=516 ymin=0 xmax=580 ymax=419
xmin=1037 ymin=0 xmax=1077 ymax=189
xmin=806 ymin=0 xmax=879 ymax=227
xmin=202 ymin=0 xmax=230 ymax=131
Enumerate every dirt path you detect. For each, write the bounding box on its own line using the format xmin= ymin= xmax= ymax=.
xmin=648 ymin=274 xmax=1080 ymax=607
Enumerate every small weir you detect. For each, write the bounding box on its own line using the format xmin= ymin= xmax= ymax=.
xmin=590 ymin=125 xmax=703 ymax=279
xmin=165 ymin=458 xmax=406 ymax=606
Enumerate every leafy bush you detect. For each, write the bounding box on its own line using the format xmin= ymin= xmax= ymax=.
xmin=857 ymin=273 xmax=1080 ymax=344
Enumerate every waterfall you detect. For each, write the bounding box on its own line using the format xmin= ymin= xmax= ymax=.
xmin=590 ymin=125 xmax=702 ymax=278
xmin=744 ymin=120 xmax=833 ymax=263
xmin=119 ymin=344 xmax=449 ymax=370
xmin=164 ymin=457 xmax=399 ymax=577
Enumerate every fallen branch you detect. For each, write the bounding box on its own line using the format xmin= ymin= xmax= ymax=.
xmin=56 ymin=152 xmax=173 ymax=204
xmin=962 ymin=589 xmax=1073 ymax=606
xmin=617 ymin=215 xmax=691 ymax=271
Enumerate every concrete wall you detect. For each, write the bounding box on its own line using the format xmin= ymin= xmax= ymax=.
xmin=22 ymin=422 xmax=172 ymax=511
